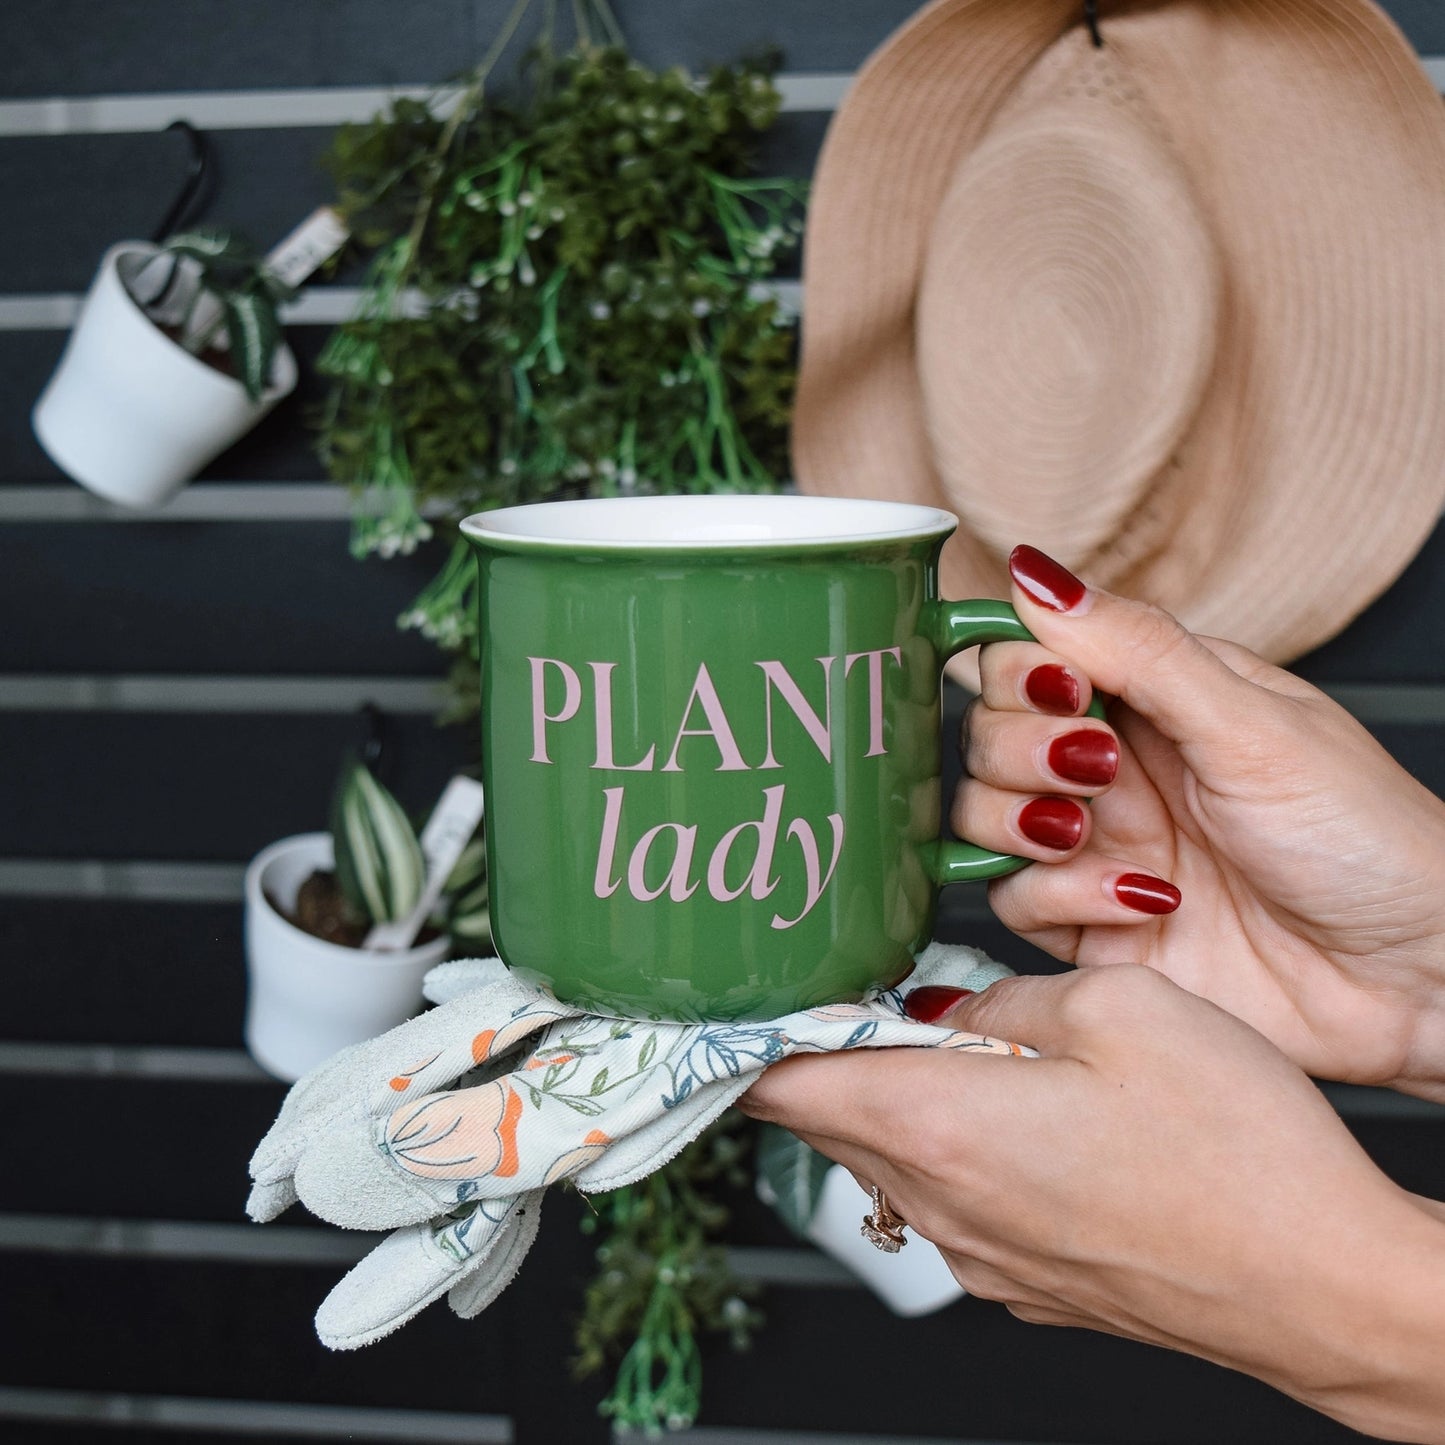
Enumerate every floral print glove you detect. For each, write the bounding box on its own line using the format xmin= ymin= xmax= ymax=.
xmin=248 ymin=946 xmax=1026 ymax=1349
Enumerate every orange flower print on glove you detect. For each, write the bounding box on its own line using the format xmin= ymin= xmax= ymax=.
xmin=384 ymin=1081 xmax=525 ymax=1180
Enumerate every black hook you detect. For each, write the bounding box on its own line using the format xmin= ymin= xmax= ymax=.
xmin=149 ymin=119 xmax=214 ymax=241
xmin=360 ymin=701 xmax=388 ymax=774
xmin=1084 ymin=0 xmax=1104 ymax=47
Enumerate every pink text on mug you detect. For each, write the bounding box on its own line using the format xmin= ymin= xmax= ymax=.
xmin=526 ymin=647 xmax=903 ymax=928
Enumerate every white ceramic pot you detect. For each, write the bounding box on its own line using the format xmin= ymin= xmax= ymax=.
xmin=244 ymin=832 xmax=450 ymax=1083
xmin=804 ymin=1165 xmax=966 ymax=1317
xmin=32 ymin=241 xmax=298 ymax=509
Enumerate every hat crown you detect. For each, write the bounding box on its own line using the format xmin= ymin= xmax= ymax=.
xmin=916 ymin=37 xmax=1220 ymax=570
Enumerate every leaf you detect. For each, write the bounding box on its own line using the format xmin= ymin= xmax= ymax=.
xmin=353 ymin=763 xmax=425 ymax=919
xmin=559 ymin=1096 xmax=603 ymax=1117
xmin=330 ymin=755 xmax=425 ymax=923
xmin=636 ymin=1032 xmax=657 ymax=1069
xmin=164 ymin=228 xmax=252 ymax=263
xmin=754 ymin=1123 xmax=830 ymax=1239
xmin=588 ymin=1067 xmax=610 ymax=1095
xmin=221 ymin=290 xmax=279 ymax=402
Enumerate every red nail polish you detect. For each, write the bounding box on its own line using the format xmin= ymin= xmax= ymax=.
xmin=903 ymin=985 xmax=976 ymax=1023
xmin=1047 ymin=729 xmax=1119 ymax=787
xmin=1017 ymin=796 xmax=1085 ymax=850
xmin=1024 ymin=663 xmax=1080 ymax=716
xmin=1114 ymin=873 xmax=1182 ymax=915
xmin=1009 ymin=545 xmax=1088 ymax=613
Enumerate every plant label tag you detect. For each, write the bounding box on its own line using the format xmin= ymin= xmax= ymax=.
xmin=418 ymin=774 xmax=487 ymax=878
xmin=264 ymin=206 xmax=351 ymax=289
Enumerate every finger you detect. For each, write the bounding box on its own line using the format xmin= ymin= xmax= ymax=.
xmin=1006 ymin=546 xmax=1273 ymax=753
xmin=963 ymin=700 xmax=1120 ymax=795
xmin=986 ymin=848 xmax=1182 ymax=931
xmin=951 ymin=777 xmax=1093 ymax=859
xmin=978 ymin=639 xmax=1094 ymax=718
xmin=738 ymin=1045 xmax=1025 ymax=1153
xmin=910 ymin=969 xmax=1155 ymax=1061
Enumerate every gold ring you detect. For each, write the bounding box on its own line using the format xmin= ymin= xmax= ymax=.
xmin=860 ymin=1185 xmax=908 ymax=1253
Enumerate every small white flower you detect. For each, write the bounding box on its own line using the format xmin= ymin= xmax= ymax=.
xmin=497 ymin=199 xmax=516 ymax=217
xmin=517 ymin=190 xmax=535 ymax=206
xmin=589 ymin=300 xmax=612 ymax=320
xmin=465 ymin=192 xmax=487 ymax=211
xmin=499 ymin=457 xmax=518 ymax=476
xmin=690 ymin=298 xmax=711 ymax=317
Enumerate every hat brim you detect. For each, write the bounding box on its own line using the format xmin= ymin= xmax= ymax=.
xmin=794 ymin=0 xmax=1445 ymax=665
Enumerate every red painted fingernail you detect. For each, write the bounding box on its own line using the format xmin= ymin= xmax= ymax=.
xmin=1024 ymin=663 xmax=1081 ymax=716
xmin=1114 ymin=873 xmax=1182 ymax=915
xmin=1047 ymin=728 xmax=1119 ymax=787
xmin=903 ymin=985 xmax=976 ymax=1023
xmin=1009 ymin=545 xmax=1088 ymax=613
xmin=1017 ymin=796 xmax=1086 ymax=850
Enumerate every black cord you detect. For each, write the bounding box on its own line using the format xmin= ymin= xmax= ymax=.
xmin=1084 ymin=0 xmax=1104 ymax=47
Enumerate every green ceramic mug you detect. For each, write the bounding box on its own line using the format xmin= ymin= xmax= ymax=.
xmin=462 ymin=494 xmax=1051 ymax=1021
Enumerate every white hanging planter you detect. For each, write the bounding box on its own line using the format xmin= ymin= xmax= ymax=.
xmin=32 ymin=240 xmax=297 ymax=509
xmin=805 ymin=1166 xmax=966 ymax=1316
xmin=759 ymin=1161 xmax=966 ymax=1317
xmin=244 ymin=832 xmax=450 ymax=1083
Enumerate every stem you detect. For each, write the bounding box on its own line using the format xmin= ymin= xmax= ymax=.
xmin=399 ymin=0 xmax=536 ymax=285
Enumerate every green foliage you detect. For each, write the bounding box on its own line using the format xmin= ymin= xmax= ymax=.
xmin=328 ymin=754 xmax=487 ymax=936
xmin=754 ymin=1123 xmax=831 ymax=1239
xmin=316 ymin=6 xmax=800 ymax=1422
xmin=573 ymin=1115 xmax=762 ymax=1435
xmin=161 ymin=229 xmax=295 ymax=402
xmin=314 ymin=29 xmax=805 ymax=691
xmin=329 ymin=755 xmax=428 ymax=924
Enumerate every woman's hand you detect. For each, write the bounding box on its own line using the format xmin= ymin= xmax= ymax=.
xmin=743 ymin=969 xmax=1445 ymax=1442
xmin=955 ymin=546 xmax=1445 ymax=1099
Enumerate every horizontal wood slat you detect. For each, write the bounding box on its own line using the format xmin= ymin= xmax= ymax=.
xmin=2 ymin=0 xmax=1441 ymax=99
xmin=1 ymin=899 xmax=248 ymax=1046
xmin=6 ymin=1060 xmax=1439 ymax=1221
xmin=0 ymin=1254 xmax=520 ymax=1416
xmin=0 ymin=1 xmax=922 ymax=98
xmin=0 ymin=894 xmax=1039 ymax=1049
xmin=0 ymin=112 xmax=824 ymax=295
xmin=672 ymin=1278 xmax=1360 ymax=1445
xmin=0 ymin=1387 xmax=511 ymax=1445
xmin=0 ymin=711 xmax=469 ymax=860
xmin=6 ymin=518 xmax=1445 ymax=682
xmin=3 ymin=521 xmax=448 ymax=675
xmin=0 ymin=1242 xmax=1389 ymax=1442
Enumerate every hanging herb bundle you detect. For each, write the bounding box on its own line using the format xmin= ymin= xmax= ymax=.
xmin=313 ymin=1 xmax=802 ymax=1430
xmin=574 ymin=1115 xmax=763 ymax=1435
xmin=316 ymin=0 xmax=804 ymax=692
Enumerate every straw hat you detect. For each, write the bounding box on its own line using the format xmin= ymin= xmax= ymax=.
xmin=792 ymin=0 xmax=1445 ymax=669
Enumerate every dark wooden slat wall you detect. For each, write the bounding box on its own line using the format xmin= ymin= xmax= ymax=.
xmin=3 ymin=4 xmax=1444 ymax=1444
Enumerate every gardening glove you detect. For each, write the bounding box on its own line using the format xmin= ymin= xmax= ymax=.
xmin=248 ymin=944 xmax=1028 ymax=1348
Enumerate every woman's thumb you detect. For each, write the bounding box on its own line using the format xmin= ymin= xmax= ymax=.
xmin=1006 ymin=545 xmax=1262 ymax=749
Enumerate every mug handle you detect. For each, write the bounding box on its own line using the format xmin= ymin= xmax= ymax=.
xmin=924 ymin=598 xmax=1107 ymax=884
